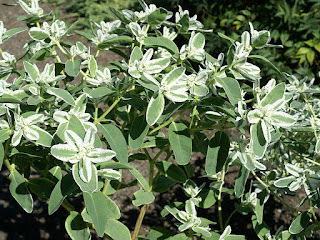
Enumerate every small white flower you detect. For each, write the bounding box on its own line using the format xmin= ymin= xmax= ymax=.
xmin=51 ymin=129 xmax=116 ymax=183
xmin=19 ymin=0 xmax=44 ymax=17
xmin=12 ymin=114 xmax=45 ymax=146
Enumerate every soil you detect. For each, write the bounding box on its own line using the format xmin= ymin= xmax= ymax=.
xmin=0 ymin=2 xmax=319 ymax=240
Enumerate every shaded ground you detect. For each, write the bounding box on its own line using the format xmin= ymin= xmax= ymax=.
xmin=1 ymin=2 xmax=320 ymax=240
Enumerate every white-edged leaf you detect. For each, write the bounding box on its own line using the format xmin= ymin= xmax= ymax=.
xmin=47 ymin=87 xmax=75 ymax=106
xmin=146 ymin=93 xmax=165 ymax=126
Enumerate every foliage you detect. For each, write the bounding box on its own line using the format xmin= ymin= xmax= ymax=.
xmin=44 ymin=0 xmax=140 ymax=29
xmin=146 ymin=0 xmax=320 ymax=81
xmin=1 ymin=0 xmax=320 ymax=239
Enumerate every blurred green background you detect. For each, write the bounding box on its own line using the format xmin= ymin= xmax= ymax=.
xmin=47 ymin=0 xmax=320 ymax=80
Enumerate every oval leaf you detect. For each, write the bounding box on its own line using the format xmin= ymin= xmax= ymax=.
xmin=65 ymin=211 xmax=91 ymax=240
xmin=98 ymin=124 xmax=128 ymax=163
xmin=289 ymin=211 xmax=311 ymax=235
xmin=146 ymin=93 xmax=165 ymax=126
xmin=168 ymin=122 xmax=192 ymax=165
xmin=205 ymin=131 xmax=230 ymax=175
xmin=9 ymin=169 xmax=33 ymax=213
xmin=129 ymin=115 xmax=149 ymax=150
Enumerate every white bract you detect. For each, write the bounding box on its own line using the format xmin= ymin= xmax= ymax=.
xmin=12 ymin=113 xmax=45 ymax=146
xmin=91 ymin=20 xmax=121 ymax=46
xmin=186 ymin=70 xmax=209 ymax=97
xmin=24 ymin=62 xmax=65 ymax=86
xmin=19 ymin=0 xmax=44 ymax=17
xmin=0 ymin=52 xmax=16 ymax=66
xmin=53 ymin=94 xmax=97 ymax=132
xmin=175 ymin=6 xmax=204 ymax=31
xmin=128 ymin=22 xmax=148 ymax=43
xmin=167 ymin=199 xmax=211 ymax=237
xmin=128 ymin=48 xmax=171 ymax=79
xmin=0 ymin=21 xmax=6 ymax=44
xmin=51 ymin=129 xmax=116 ymax=183
xmin=180 ymin=31 xmax=206 ymax=62
xmin=182 ymin=179 xmax=205 ymax=199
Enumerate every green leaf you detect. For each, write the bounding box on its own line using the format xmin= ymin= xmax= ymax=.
xmin=104 ymin=220 xmax=131 ymax=240
xmin=289 ymin=211 xmax=311 ymax=235
xmin=218 ymin=32 xmax=235 ymax=44
xmin=74 ymin=30 xmax=95 ymax=41
xmin=49 ymin=173 xmax=79 ymax=215
xmin=145 ymin=226 xmax=174 ymax=240
xmin=47 ymin=87 xmax=75 ymax=106
xmin=0 ymin=129 xmax=11 ymax=143
xmin=2 ymin=27 xmax=26 ymax=41
xmin=254 ymin=189 xmax=268 ymax=224
xmin=274 ymin=176 xmax=296 ymax=188
xmin=199 ymin=189 xmax=218 ymax=208
xmin=88 ymin=57 xmax=97 ymax=77
xmin=250 ymin=121 xmax=267 ymax=158
xmin=29 ymin=28 xmax=50 ymax=40
xmin=252 ymin=215 xmax=270 ymax=240
xmin=132 ymin=189 xmax=155 ymax=206
xmin=248 ymin=55 xmax=282 ymax=76
xmin=234 ymin=165 xmax=250 ymax=198
xmin=27 ymin=178 xmax=55 ymax=201
xmin=86 ymin=87 xmax=115 ymax=98
xmin=98 ymin=36 xmax=133 ymax=49
xmin=168 ymin=122 xmax=192 ymax=165
xmin=98 ymin=124 xmax=128 ymax=163
xmin=33 ymin=126 xmax=53 ymax=147
xmin=252 ymin=31 xmax=270 ymax=48
xmin=83 ymin=191 xmax=120 ymax=237
xmin=66 ymin=59 xmax=81 ymax=77
xmin=0 ymin=93 xmax=22 ymax=103
xmin=270 ymin=112 xmax=295 ymax=127
xmin=73 ymin=162 xmax=98 ymax=193
xmin=24 ymin=61 xmax=39 ymax=81
xmin=155 ymin=161 xmax=187 ymax=183
xmin=153 ymin=175 xmax=176 ymax=193
xmin=216 ymin=77 xmax=242 ymax=106
xmin=137 ymin=74 xmax=160 ymax=92
xmin=97 ymin=162 xmax=132 ymax=170
xmin=65 ymin=211 xmax=91 ymax=240
xmin=146 ymin=93 xmax=165 ymax=126
xmin=9 ymin=169 xmax=33 ymax=213
xmin=144 ymin=37 xmax=179 ymax=55
xmin=66 ymin=115 xmax=85 ymax=138
xmin=129 ymin=168 xmax=150 ymax=191
xmin=0 ymin=143 xmax=3 ymax=170
xmin=191 ymin=32 xmax=205 ymax=50
xmin=261 ymin=83 xmax=285 ymax=108
xmin=109 ymin=6 xmax=131 ymax=24
xmin=129 ymin=115 xmax=149 ymax=150
xmin=147 ymin=8 xmax=168 ymax=26
xmin=129 ymin=46 xmax=143 ymax=65
xmin=205 ymin=131 xmax=230 ymax=175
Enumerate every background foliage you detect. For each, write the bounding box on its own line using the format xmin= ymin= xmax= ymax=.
xmin=49 ymin=0 xmax=320 ymax=80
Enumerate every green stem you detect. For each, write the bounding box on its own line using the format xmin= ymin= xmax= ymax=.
xmin=131 ymin=204 xmax=147 ymax=240
xmin=189 ymin=104 xmax=197 ymax=129
xmin=218 ymin=167 xmax=226 ymax=233
xmin=309 ymin=199 xmax=318 ymax=224
xmin=251 ymin=171 xmax=298 ymax=215
xmin=102 ymin=180 xmax=111 ymax=195
xmin=52 ymin=38 xmax=71 ymax=58
xmin=61 ymin=200 xmax=75 ymax=212
xmin=3 ymin=139 xmax=14 ymax=171
xmin=148 ymin=101 xmax=193 ymax=135
xmin=224 ymin=209 xmax=237 ymax=229
xmin=190 ymin=124 xmax=234 ymax=133
xmin=94 ymin=97 xmax=121 ymax=125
